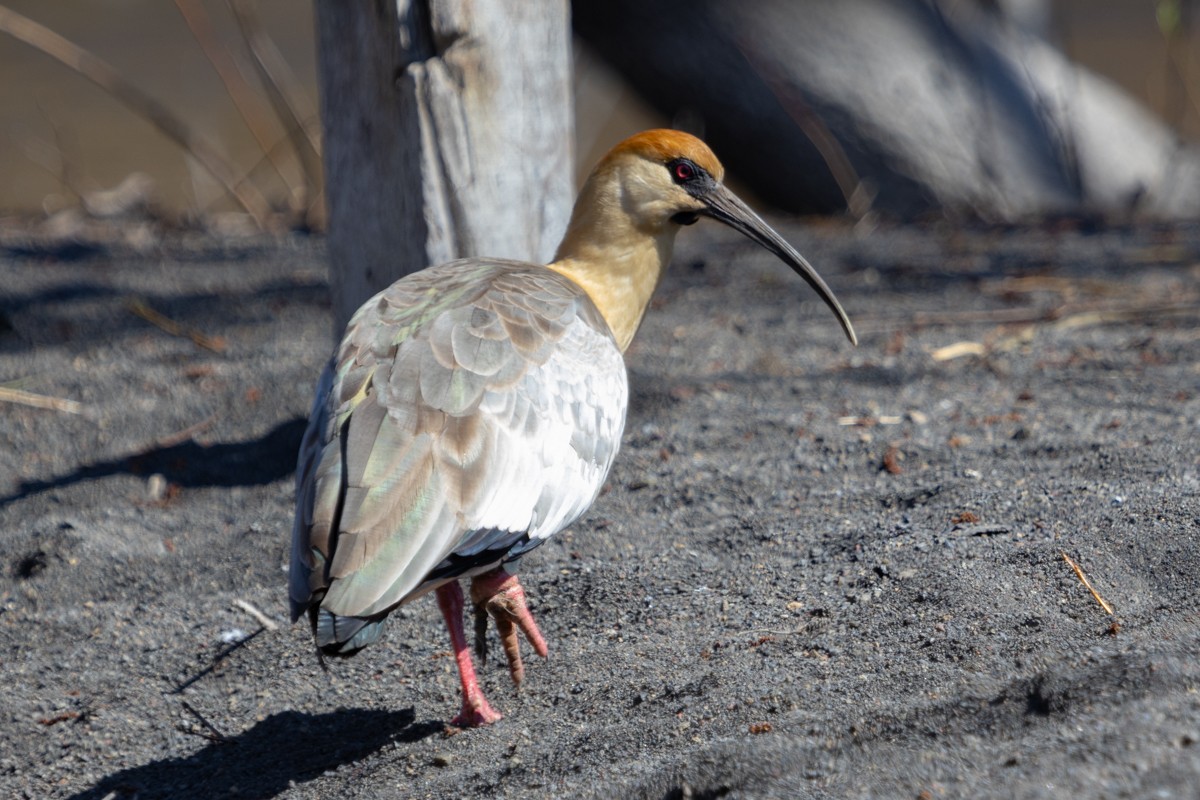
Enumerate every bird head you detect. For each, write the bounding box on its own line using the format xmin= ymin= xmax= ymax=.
xmin=592 ymin=129 xmax=729 ymax=232
xmin=553 ymin=129 xmax=856 ymax=348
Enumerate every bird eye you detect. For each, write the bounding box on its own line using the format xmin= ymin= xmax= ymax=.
xmin=670 ymin=160 xmax=696 ymax=184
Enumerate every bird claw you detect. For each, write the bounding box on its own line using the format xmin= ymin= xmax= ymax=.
xmin=470 ymin=570 xmax=548 ymax=689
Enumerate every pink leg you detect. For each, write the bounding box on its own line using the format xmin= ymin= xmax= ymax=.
xmin=469 ymin=568 xmax=548 ymax=689
xmin=435 ymin=581 xmax=501 ymax=726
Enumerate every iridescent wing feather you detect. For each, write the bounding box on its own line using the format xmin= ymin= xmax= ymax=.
xmin=289 ymin=259 xmax=627 ymax=646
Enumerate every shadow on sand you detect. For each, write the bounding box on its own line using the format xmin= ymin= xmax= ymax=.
xmin=0 ymin=418 xmax=307 ymax=508
xmin=69 ymin=706 xmax=443 ymax=800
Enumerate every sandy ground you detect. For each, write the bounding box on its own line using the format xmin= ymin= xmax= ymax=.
xmin=1 ymin=217 xmax=1198 ymax=799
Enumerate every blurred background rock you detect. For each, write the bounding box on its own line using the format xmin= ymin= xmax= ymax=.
xmin=0 ymin=0 xmax=1197 ymax=225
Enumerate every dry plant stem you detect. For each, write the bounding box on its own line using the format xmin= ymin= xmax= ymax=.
xmin=42 ymin=94 xmax=81 ymax=200
xmin=0 ymin=4 xmax=270 ymax=226
xmin=154 ymin=414 xmax=218 ymax=449
xmin=1161 ymin=15 xmax=1200 ymax=132
xmin=735 ymin=38 xmax=873 ymax=218
xmin=854 ymin=298 xmax=1200 ymax=336
xmin=0 ymin=385 xmax=84 ymax=415
xmin=232 ymin=598 xmax=279 ymax=631
xmin=126 ymin=298 xmax=226 ymax=352
xmin=9 ymin=104 xmax=82 ymax=202
xmin=1061 ymin=551 xmax=1115 ymax=615
xmin=228 ymin=0 xmax=321 ymax=187
xmin=174 ymin=0 xmax=303 ymax=198
xmin=930 ymin=341 xmax=988 ymax=361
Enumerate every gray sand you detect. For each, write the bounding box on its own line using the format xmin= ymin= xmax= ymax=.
xmin=1 ymin=219 xmax=1198 ymax=799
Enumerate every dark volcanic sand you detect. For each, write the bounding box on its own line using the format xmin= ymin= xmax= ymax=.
xmin=1 ymin=218 xmax=1198 ymax=799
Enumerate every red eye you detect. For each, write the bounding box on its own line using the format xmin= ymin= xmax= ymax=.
xmin=673 ymin=162 xmax=695 ymax=182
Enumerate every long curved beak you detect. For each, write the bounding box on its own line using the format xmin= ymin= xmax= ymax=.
xmin=700 ymin=185 xmax=857 ymax=346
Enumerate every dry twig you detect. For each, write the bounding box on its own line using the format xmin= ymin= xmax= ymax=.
xmin=127 ymin=298 xmax=227 ymax=352
xmin=930 ymin=341 xmax=988 ymax=361
xmin=855 ymin=298 xmax=1199 ymax=338
xmin=1061 ymin=551 xmax=1115 ymax=615
xmin=154 ymin=414 xmax=218 ymax=449
xmin=0 ymin=385 xmax=85 ymax=415
xmin=233 ymin=598 xmax=279 ymax=631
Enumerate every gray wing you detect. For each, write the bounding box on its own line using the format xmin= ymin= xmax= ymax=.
xmin=289 ymin=259 xmax=627 ymax=626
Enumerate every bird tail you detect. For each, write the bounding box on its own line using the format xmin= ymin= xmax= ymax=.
xmin=309 ymin=606 xmax=388 ymax=657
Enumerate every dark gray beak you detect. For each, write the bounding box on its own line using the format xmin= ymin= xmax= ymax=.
xmin=700 ymin=184 xmax=857 ymax=346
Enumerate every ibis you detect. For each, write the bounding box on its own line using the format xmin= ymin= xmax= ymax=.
xmin=289 ymin=129 xmax=856 ymax=726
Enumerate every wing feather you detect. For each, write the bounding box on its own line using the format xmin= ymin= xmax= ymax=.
xmin=290 ymin=259 xmax=628 ymax=633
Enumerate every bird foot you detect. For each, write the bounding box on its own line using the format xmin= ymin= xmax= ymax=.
xmin=436 ymin=581 xmax=502 ymax=727
xmin=450 ymin=693 xmax=502 ymax=727
xmin=470 ymin=569 xmax=548 ymax=689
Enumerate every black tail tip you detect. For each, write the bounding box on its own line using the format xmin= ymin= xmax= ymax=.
xmin=308 ymin=606 xmax=389 ymax=657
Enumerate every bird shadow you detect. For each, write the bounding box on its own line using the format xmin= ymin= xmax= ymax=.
xmin=66 ymin=706 xmax=443 ymax=800
xmin=0 ymin=417 xmax=307 ymax=508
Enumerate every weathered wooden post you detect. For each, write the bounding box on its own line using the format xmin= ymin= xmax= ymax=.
xmin=314 ymin=0 xmax=574 ymax=333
